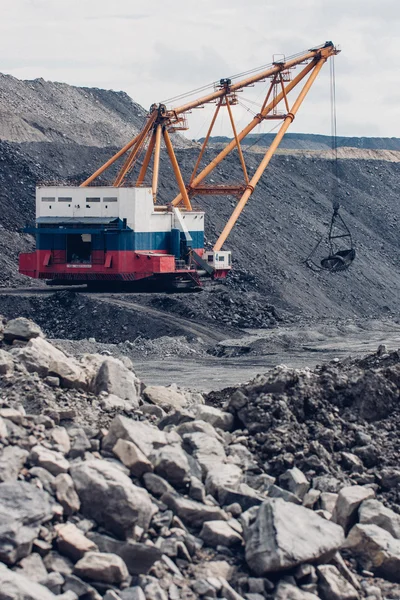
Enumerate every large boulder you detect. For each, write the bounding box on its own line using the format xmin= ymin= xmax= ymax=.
xmin=205 ymin=463 xmax=243 ymax=501
xmin=143 ymin=385 xmax=187 ymax=410
xmin=102 ymin=415 xmax=174 ymax=457
xmin=332 ymin=486 xmax=375 ymax=533
xmin=161 ymin=491 xmax=229 ymax=528
xmin=74 ymin=551 xmax=129 ymax=584
xmin=194 ymin=405 xmax=234 ymax=431
xmin=88 ymin=531 xmax=162 ymax=575
xmin=274 ymin=581 xmax=320 ymax=600
xmin=11 ymin=337 xmax=86 ymax=388
xmin=0 ymin=481 xmax=53 ymax=564
xmin=317 ymin=564 xmax=359 ymax=600
xmin=0 ymin=349 xmax=14 ymax=375
xmin=199 ymin=520 xmax=243 ymax=547
xmin=244 ymin=498 xmax=345 ymax=575
xmin=70 ymin=458 xmax=156 ymax=538
xmin=358 ymin=498 xmax=400 ymax=540
xmin=0 ymin=562 xmax=57 ymax=600
xmin=94 ymin=358 xmax=140 ymax=406
xmin=345 ymin=523 xmax=400 ymax=582
xmin=0 ymin=446 xmax=28 ymax=482
xmin=3 ymin=317 xmax=44 ymax=342
xmin=151 ymin=445 xmax=191 ymax=487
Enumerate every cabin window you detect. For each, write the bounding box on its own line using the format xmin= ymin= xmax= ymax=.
xmin=58 ymin=197 xmax=72 ymax=202
xmin=86 ymin=197 xmax=101 ymax=203
xmin=103 ymin=197 xmax=118 ymax=202
xmin=41 ymin=197 xmax=55 ymax=202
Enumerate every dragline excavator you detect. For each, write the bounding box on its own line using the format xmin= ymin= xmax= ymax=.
xmin=19 ymin=41 xmax=348 ymax=290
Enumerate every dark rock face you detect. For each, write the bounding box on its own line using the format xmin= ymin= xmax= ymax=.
xmin=0 ymin=481 xmax=53 ymax=564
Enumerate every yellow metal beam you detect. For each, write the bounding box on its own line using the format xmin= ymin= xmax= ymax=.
xmin=152 ymin=124 xmax=162 ymax=202
xmin=213 ymin=57 xmax=328 ymax=251
xmin=136 ymin=129 xmax=157 ymax=186
xmin=172 ymin=45 xmax=336 ymax=115
xmin=171 ymin=58 xmax=316 ymax=206
xmin=163 ymin=129 xmax=192 ymax=210
xmin=114 ymin=112 xmax=157 ymax=187
xmin=80 ymin=134 xmax=140 ymax=187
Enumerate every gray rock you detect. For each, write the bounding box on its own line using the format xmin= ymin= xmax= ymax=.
xmin=302 ymin=489 xmax=321 ymax=509
xmin=11 ymin=337 xmax=86 ymax=388
xmin=279 ymin=467 xmax=309 ymax=500
xmin=113 ymin=439 xmax=153 ymax=477
xmin=55 ymin=523 xmax=98 ymax=561
xmin=317 ymin=565 xmax=359 ymax=600
xmin=332 ymin=486 xmax=375 ymax=532
xmin=44 ymin=551 xmax=74 ymax=575
xmin=103 ymin=415 xmax=172 ymax=457
xmin=244 ymin=498 xmax=345 ymax=575
xmin=151 ymin=445 xmax=191 ymax=487
xmin=41 ymin=571 xmax=65 ymax=594
xmin=189 ymin=476 xmax=207 ymax=503
xmin=16 ymin=552 xmax=48 ymax=582
xmin=100 ymin=394 xmax=132 ymax=412
xmin=120 ymin=587 xmax=146 ymax=600
xmin=94 ymin=358 xmax=140 ymax=406
xmin=205 ymin=463 xmax=243 ymax=501
xmin=74 ymin=551 xmax=129 ymax=584
xmin=218 ymin=486 xmax=264 ymax=512
xmin=143 ymin=581 xmax=168 ymax=600
xmin=68 ymin=428 xmax=91 ymax=459
xmin=142 ymin=472 xmax=175 ymax=497
xmin=359 ymin=498 xmax=400 ymax=539
xmin=161 ymin=491 xmax=228 ymax=528
xmin=3 ymin=317 xmax=44 ymax=342
xmin=30 ymin=445 xmax=70 ymax=476
xmin=50 ymin=427 xmax=71 ymax=454
xmin=0 ymin=348 xmax=14 ymax=374
xmin=0 ymin=416 xmax=8 ymax=440
xmin=143 ymin=385 xmax=187 ymax=410
xmin=267 ymin=483 xmax=302 ymax=505
xmin=57 ymin=592 xmax=79 ymax=600
xmin=320 ymin=492 xmax=338 ymax=514
xmin=88 ymin=531 xmax=162 ymax=575
xmin=0 ymin=481 xmax=53 ymax=564
xmin=70 ymin=458 xmax=156 ymax=537
xmin=380 ymin=468 xmax=400 ymax=490
xmin=54 ymin=473 xmax=81 ymax=515
xmin=175 ymin=420 xmax=223 ymax=439
xmin=182 ymin=431 xmax=226 ymax=476
xmin=200 ymin=520 xmax=243 ymax=547
xmin=345 ymin=523 xmax=400 ymax=582
xmin=63 ymin=574 xmax=102 ymax=600
xmin=0 ymin=562 xmax=56 ymax=600
xmin=29 ymin=466 xmax=56 ymax=494
xmin=274 ymin=581 xmax=320 ymax=599
xmin=194 ymin=405 xmax=234 ymax=431
xmin=0 ymin=445 xmax=28 ymax=482
xmin=0 ymin=407 xmax=25 ymax=424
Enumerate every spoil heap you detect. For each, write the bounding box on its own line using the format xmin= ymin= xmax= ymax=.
xmin=0 ymin=315 xmax=400 ymax=600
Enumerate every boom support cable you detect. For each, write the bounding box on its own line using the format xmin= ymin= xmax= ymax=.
xmin=305 ymin=55 xmax=356 ymax=272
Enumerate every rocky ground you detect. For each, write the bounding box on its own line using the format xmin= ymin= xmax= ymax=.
xmin=0 ymin=314 xmax=400 ymax=600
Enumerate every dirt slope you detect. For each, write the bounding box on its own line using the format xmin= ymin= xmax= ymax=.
xmin=0 ymin=73 xmax=148 ymax=147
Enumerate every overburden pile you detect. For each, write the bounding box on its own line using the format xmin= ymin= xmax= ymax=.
xmin=0 ymin=315 xmax=399 ymax=600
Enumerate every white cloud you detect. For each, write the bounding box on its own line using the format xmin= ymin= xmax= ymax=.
xmin=0 ymin=0 xmax=398 ymax=137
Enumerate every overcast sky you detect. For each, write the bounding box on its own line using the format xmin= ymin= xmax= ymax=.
xmin=1 ymin=0 xmax=399 ymax=139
